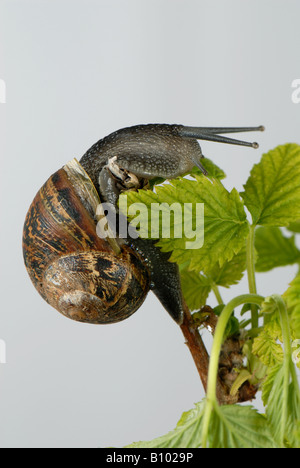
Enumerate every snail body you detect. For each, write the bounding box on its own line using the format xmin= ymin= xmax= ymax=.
xmin=23 ymin=123 xmax=263 ymax=325
xmin=80 ymin=124 xmax=205 ymax=189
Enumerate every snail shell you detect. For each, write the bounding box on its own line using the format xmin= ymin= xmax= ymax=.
xmin=22 ymin=159 xmax=150 ymax=324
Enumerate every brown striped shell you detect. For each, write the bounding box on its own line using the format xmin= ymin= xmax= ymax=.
xmin=22 ymin=159 xmax=150 ymax=324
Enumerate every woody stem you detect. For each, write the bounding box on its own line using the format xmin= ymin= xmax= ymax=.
xmin=179 ymin=299 xmax=227 ymax=404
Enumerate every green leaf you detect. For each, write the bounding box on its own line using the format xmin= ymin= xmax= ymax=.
xmin=207 ymin=245 xmax=247 ymax=287
xmin=262 ymin=363 xmax=282 ymax=406
xmin=121 ymin=176 xmax=249 ymax=273
xmin=180 ymin=247 xmax=247 ymax=311
xmin=208 ymin=404 xmax=275 ymax=448
xmin=265 ymin=363 xmax=300 ymax=447
xmin=256 ymin=294 xmax=300 ymax=447
xmin=261 ymin=295 xmax=282 ymax=316
xmin=185 ymin=180 xmax=249 ymax=273
xmin=287 ymin=219 xmax=300 ymax=233
xmin=126 ymin=401 xmax=206 ymax=448
xmin=241 ymin=144 xmax=300 ymax=226
xmin=254 ymin=226 xmax=300 ymax=272
xmin=252 ymin=321 xmax=284 ymax=367
xmin=292 ymin=339 xmax=300 ymax=370
xmin=189 ymin=157 xmax=226 ymax=180
xmin=180 ymin=270 xmax=211 ymax=311
xmin=265 ymin=365 xmax=286 ymax=445
xmin=126 ymin=401 xmax=275 ymax=448
xmin=149 ymin=176 xmax=166 ymax=189
xmin=283 ymin=273 xmax=300 ymax=339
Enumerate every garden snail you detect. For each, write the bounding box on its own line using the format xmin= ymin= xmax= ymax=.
xmin=22 ymin=124 xmax=264 ymax=325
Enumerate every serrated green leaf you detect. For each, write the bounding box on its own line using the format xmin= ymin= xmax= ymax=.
xmin=287 ymin=219 xmax=300 ymax=233
xmin=149 ymin=176 xmax=166 ymax=189
xmin=190 ymin=157 xmax=226 ymax=180
xmin=126 ymin=401 xmax=206 ymax=448
xmin=207 ymin=245 xmax=247 ymax=287
xmin=126 ymin=401 xmax=275 ymax=448
xmin=261 ymin=295 xmax=281 ymax=316
xmin=208 ymin=404 xmax=275 ymax=448
xmin=283 ymin=273 xmax=300 ymax=339
xmin=241 ymin=144 xmax=300 ymax=226
xmin=255 ymin=226 xmax=300 ymax=272
xmin=121 ymin=176 xmax=249 ymax=273
xmin=265 ymin=363 xmax=300 ymax=447
xmin=164 ymin=178 xmax=249 ymax=272
xmin=292 ymin=340 xmax=300 ymax=370
xmin=180 ymin=247 xmax=247 ymax=311
xmin=286 ymin=390 xmax=300 ymax=447
xmin=180 ymin=270 xmax=211 ymax=311
xmin=252 ymin=321 xmax=284 ymax=367
xmin=265 ymin=365 xmax=285 ymax=445
xmin=261 ymin=363 xmax=282 ymax=406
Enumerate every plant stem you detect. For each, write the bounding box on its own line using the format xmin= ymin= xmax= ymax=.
xmin=246 ymin=224 xmax=259 ymax=328
xmin=277 ymin=296 xmax=290 ymax=446
xmin=201 ymin=293 xmax=264 ymax=448
xmin=179 ymin=300 xmax=209 ymax=391
xmin=206 ymin=294 xmax=264 ymax=403
xmin=211 ymin=283 xmax=223 ymax=305
xmin=179 ymin=299 xmax=226 ymax=402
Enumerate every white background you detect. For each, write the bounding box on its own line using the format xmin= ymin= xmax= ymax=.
xmin=0 ymin=0 xmax=300 ymax=448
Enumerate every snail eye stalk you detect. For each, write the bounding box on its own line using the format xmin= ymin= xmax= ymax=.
xmin=179 ymin=125 xmax=265 ymax=149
